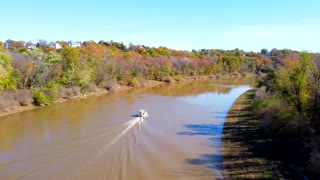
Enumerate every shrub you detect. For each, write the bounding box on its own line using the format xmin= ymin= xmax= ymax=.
xmin=173 ymin=75 xmax=184 ymax=82
xmin=88 ymin=83 xmax=97 ymax=91
xmin=162 ymin=76 xmax=175 ymax=83
xmin=255 ymin=86 xmax=268 ymax=99
xmin=106 ymin=79 xmax=121 ymax=91
xmin=251 ymin=92 xmax=301 ymax=136
xmin=251 ymin=98 xmax=270 ymax=117
xmin=14 ymin=89 xmax=33 ymax=106
xmin=0 ymin=89 xmax=33 ymax=111
xmin=0 ymin=91 xmax=16 ymax=111
xmin=127 ymin=77 xmax=140 ymax=87
xmin=138 ymin=77 xmax=147 ymax=87
xmin=43 ymin=81 xmax=59 ymax=99
xmin=32 ymin=88 xmax=53 ymax=105
xmin=251 ymin=94 xmax=302 ymax=137
xmin=266 ymin=111 xmax=300 ymax=136
xmin=60 ymin=86 xmax=81 ymax=99
xmin=116 ymin=73 xmax=123 ymax=81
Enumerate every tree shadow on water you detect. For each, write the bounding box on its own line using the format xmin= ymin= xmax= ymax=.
xmin=168 ymin=154 xmax=223 ymax=179
xmin=177 ymin=124 xmax=223 ymax=136
xmin=186 ymin=154 xmax=222 ymax=171
xmin=175 ymin=124 xmax=224 ymax=178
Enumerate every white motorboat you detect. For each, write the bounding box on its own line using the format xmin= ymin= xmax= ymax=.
xmin=138 ymin=109 xmax=148 ymax=118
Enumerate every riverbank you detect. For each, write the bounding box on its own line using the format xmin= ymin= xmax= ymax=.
xmin=0 ymin=74 xmax=255 ymax=118
xmin=0 ymin=80 xmax=165 ymax=118
xmin=221 ymin=90 xmax=308 ymax=179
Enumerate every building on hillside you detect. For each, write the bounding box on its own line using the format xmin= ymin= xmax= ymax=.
xmin=48 ymin=42 xmax=55 ymax=48
xmin=3 ymin=42 xmax=9 ymax=49
xmin=55 ymin=43 xmax=62 ymax=49
xmin=25 ymin=42 xmax=37 ymax=49
xmin=48 ymin=42 xmax=63 ymax=49
xmin=67 ymin=41 xmax=81 ymax=48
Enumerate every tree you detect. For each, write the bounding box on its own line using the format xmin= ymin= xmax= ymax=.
xmin=0 ymin=51 xmax=16 ymax=90
xmin=36 ymin=39 xmax=48 ymax=50
xmin=308 ymin=54 xmax=320 ymax=124
xmin=260 ymin=48 xmax=269 ymax=55
xmin=5 ymin=39 xmax=25 ymax=52
xmin=0 ymin=42 xmax=4 ymax=51
xmin=61 ymin=46 xmax=80 ymax=87
xmin=40 ymin=52 xmax=63 ymax=84
xmin=270 ymin=48 xmax=278 ymax=56
xmin=275 ymin=52 xmax=311 ymax=114
xmin=61 ymin=46 xmax=79 ymax=72
xmin=80 ymin=43 xmax=106 ymax=86
xmin=222 ymin=56 xmax=243 ymax=73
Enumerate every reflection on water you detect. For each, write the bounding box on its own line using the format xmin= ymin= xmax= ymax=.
xmin=0 ymin=79 xmax=252 ymax=180
xmin=147 ymin=79 xmax=242 ymax=97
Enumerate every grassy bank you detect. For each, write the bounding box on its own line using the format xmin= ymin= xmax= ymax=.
xmin=221 ymin=90 xmax=308 ymax=179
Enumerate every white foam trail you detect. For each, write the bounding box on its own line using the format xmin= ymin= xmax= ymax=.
xmin=70 ymin=117 xmax=144 ymax=179
xmin=83 ymin=117 xmax=143 ymax=166
xmin=13 ymin=119 xmax=138 ymax=179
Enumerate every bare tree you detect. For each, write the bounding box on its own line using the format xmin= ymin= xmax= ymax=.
xmin=37 ymin=39 xmax=48 ymax=48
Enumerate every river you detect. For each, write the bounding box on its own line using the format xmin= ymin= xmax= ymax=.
xmin=0 ymin=79 xmax=252 ymax=180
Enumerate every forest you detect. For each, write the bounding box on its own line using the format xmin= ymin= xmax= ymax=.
xmin=252 ymin=51 xmax=320 ymax=176
xmin=0 ymin=39 xmax=267 ymax=107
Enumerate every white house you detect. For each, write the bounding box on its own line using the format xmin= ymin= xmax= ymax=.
xmin=55 ymin=43 xmax=62 ymax=49
xmin=25 ymin=42 xmax=37 ymax=49
xmin=67 ymin=41 xmax=81 ymax=48
xmin=48 ymin=42 xmax=62 ymax=49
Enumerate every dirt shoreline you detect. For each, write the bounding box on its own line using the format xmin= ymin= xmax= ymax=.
xmin=0 ymin=80 xmax=164 ymax=118
xmin=221 ymin=89 xmax=306 ymax=179
xmin=0 ymin=74 xmax=255 ymax=118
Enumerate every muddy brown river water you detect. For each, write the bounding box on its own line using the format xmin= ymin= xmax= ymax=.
xmin=0 ymin=79 xmax=252 ymax=180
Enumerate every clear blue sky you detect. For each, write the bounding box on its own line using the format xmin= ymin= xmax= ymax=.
xmin=1 ymin=0 xmax=320 ymax=52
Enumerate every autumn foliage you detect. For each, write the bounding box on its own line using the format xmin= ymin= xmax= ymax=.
xmin=0 ymin=40 xmax=314 ymax=106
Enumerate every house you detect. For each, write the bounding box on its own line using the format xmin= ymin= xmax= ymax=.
xmin=67 ymin=41 xmax=81 ymax=48
xmin=48 ymin=42 xmax=55 ymax=48
xmin=25 ymin=42 xmax=37 ymax=49
xmin=3 ymin=42 xmax=9 ymax=49
xmin=55 ymin=43 xmax=62 ymax=49
xmin=48 ymin=42 xmax=62 ymax=49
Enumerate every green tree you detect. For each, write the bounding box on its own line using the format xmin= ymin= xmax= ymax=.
xmin=289 ymin=52 xmax=311 ymax=113
xmin=0 ymin=42 xmax=4 ymax=51
xmin=61 ymin=46 xmax=80 ymax=87
xmin=275 ymin=52 xmax=311 ymax=114
xmin=205 ymin=62 xmax=218 ymax=75
xmin=76 ymin=64 xmax=93 ymax=89
xmin=0 ymin=51 xmax=16 ymax=90
xmin=260 ymin=48 xmax=269 ymax=55
xmin=42 ymin=52 xmax=62 ymax=85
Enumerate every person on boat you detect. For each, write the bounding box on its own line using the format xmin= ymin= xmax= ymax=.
xmin=138 ymin=109 xmax=148 ymax=118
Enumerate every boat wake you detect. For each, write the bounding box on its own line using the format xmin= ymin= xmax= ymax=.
xmin=13 ymin=116 xmax=145 ymax=179
xmin=85 ymin=117 xmax=143 ymax=165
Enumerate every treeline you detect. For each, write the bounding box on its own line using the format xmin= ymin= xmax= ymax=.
xmin=0 ymin=39 xmax=310 ymax=108
xmin=253 ymin=52 xmax=320 ymax=176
